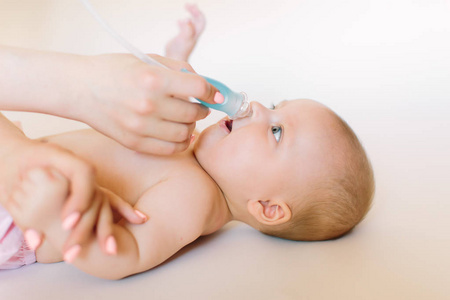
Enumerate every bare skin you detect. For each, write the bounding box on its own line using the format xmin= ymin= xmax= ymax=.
xmin=7 ymin=5 xmax=221 ymax=271
xmin=9 ymin=129 xmax=230 ymax=279
xmin=165 ymin=4 xmax=206 ymax=61
xmin=0 ymin=5 xmax=218 ymax=254
xmin=4 ymin=5 xmax=347 ymax=279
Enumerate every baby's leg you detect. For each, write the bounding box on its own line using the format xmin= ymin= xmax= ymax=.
xmin=165 ymin=4 xmax=206 ymax=62
xmin=10 ymin=168 xmax=69 ymax=263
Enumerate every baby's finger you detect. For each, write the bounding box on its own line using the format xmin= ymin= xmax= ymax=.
xmin=5 ymin=197 xmax=44 ymax=252
xmin=0 ymin=184 xmax=8 ymax=205
xmin=5 ymin=188 xmax=23 ymax=216
xmin=97 ymin=199 xmax=116 ymax=255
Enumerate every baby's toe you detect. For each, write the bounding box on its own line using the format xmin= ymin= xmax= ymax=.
xmin=186 ymin=5 xmax=205 ymax=33
xmin=185 ymin=4 xmax=200 ymax=17
xmin=178 ymin=19 xmax=195 ymax=39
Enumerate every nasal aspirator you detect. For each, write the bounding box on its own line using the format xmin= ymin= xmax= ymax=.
xmin=181 ymin=69 xmax=251 ymax=119
xmin=80 ymin=0 xmax=252 ymax=120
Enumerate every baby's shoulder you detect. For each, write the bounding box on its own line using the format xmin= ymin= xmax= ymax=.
xmin=173 ymin=166 xmax=228 ymax=235
xmin=138 ymin=162 xmax=221 ymax=221
xmin=170 ymin=163 xmax=220 ymax=205
xmin=157 ymin=164 xmax=225 ymax=234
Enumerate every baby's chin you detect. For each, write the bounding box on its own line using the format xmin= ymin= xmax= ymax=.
xmin=192 ymin=124 xmax=213 ymax=156
xmin=192 ymin=120 xmax=224 ymax=167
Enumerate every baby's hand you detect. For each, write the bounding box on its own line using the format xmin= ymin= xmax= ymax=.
xmin=6 ymin=167 xmax=147 ymax=262
xmin=7 ymin=168 xmax=68 ymax=247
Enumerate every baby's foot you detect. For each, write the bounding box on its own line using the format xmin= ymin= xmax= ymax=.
xmin=11 ymin=168 xmax=69 ymax=235
xmin=165 ymin=4 xmax=206 ymax=61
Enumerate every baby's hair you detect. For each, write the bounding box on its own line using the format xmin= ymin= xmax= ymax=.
xmin=263 ymin=111 xmax=375 ymax=241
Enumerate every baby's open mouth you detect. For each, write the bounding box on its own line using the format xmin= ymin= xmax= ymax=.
xmin=225 ymin=120 xmax=233 ymax=132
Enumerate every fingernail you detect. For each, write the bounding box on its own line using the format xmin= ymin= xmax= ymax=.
xmin=62 ymin=212 xmax=80 ymax=230
xmin=106 ymin=236 xmax=117 ymax=255
xmin=24 ymin=229 xmax=42 ymax=251
xmin=214 ymin=92 xmax=224 ymax=104
xmin=190 ymin=135 xmax=196 ymax=144
xmin=134 ymin=210 xmax=147 ymax=221
xmin=64 ymin=245 xmax=81 ymax=264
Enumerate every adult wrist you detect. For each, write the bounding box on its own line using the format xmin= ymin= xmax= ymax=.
xmin=62 ymin=54 xmax=104 ymax=124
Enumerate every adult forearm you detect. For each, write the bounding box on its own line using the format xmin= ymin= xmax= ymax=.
xmin=0 ymin=113 xmax=27 ymax=208
xmin=0 ymin=45 xmax=88 ymax=119
xmin=0 ymin=113 xmax=31 ymax=168
xmin=0 ymin=112 xmax=26 ymax=141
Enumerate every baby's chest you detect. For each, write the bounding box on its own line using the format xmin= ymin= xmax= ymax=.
xmin=97 ymin=150 xmax=197 ymax=206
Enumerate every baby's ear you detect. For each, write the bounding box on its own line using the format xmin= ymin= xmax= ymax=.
xmin=247 ymin=199 xmax=291 ymax=226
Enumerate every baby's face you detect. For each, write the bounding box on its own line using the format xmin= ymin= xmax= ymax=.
xmin=194 ymin=99 xmax=338 ymax=206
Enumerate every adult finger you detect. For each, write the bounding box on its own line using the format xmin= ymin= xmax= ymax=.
xmin=101 ymin=188 xmax=147 ymax=224
xmin=63 ymin=191 xmax=101 ymax=255
xmin=156 ymin=96 xmax=210 ymax=123
xmin=129 ymin=118 xmax=196 ymax=144
xmin=145 ymin=55 xmax=220 ymax=105
xmin=125 ymin=133 xmax=192 ymax=155
xmin=24 ymin=229 xmax=43 ymax=252
xmin=147 ymin=54 xmax=195 ymax=73
xmin=165 ymin=70 xmax=220 ymax=105
xmin=97 ymin=199 xmax=116 ymax=255
xmin=49 ymin=153 xmax=96 ymax=223
xmin=118 ymin=105 xmax=198 ymax=143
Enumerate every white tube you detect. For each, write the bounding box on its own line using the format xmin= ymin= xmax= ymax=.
xmin=79 ymin=0 xmax=251 ymax=119
xmin=79 ymin=0 xmax=168 ymax=69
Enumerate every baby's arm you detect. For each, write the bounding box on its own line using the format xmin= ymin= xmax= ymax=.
xmin=7 ymin=167 xmax=147 ymax=264
xmin=70 ymin=175 xmax=209 ymax=279
xmin=8 ymin=167 xmax=208 ymax=279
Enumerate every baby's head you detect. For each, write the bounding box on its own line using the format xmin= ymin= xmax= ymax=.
xmin=194 ymin=99 xmax=374 ymax=241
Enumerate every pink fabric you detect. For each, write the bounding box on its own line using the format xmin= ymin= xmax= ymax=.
xmin=0 ymin=204 xmax=36 ymax=269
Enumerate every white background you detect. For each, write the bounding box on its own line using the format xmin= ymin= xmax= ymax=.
xmin=1 ymin=0 xmax=449 ymax=299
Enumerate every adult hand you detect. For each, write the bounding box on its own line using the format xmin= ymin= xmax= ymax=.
xmin=74 ymin=54 xmax=219 ymax=155
xmin=1 ymin=47 xmax=217 ymax=155
xmin=0 ymin=116 xmax=146 ymax=254
xmin=0 ymin=132 xmax=96 ymax=226
xmin=5 ymin=166 xmax=146 ymax=258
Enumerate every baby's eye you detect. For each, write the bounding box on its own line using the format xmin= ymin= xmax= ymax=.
xmin=272 ymin=125 xmax=283 ymax=143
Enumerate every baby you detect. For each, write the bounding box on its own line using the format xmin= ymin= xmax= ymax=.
xmin=0 ymin=5 xmax=374 ymax=278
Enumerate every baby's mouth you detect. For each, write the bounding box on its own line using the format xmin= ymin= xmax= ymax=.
xmin=225 ymin=120 xmax=233 ymax=132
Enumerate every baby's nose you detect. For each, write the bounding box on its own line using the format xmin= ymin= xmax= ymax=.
xmin=250 ymin=101 xmax=269 ymax=118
